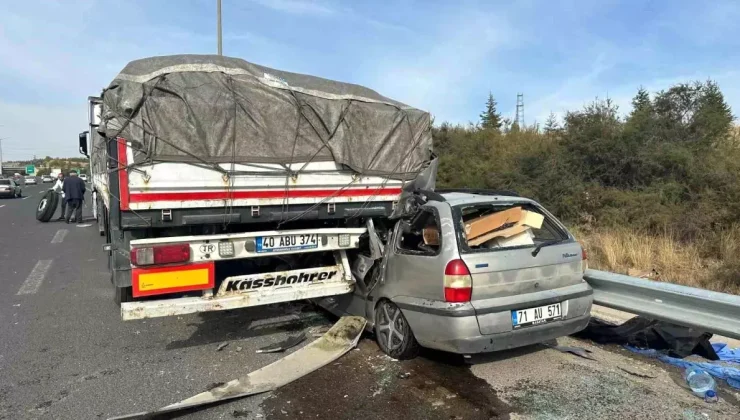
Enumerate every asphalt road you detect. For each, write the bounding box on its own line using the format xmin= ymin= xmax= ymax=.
xmin=2 ymin=184 xmax=739 ymax=419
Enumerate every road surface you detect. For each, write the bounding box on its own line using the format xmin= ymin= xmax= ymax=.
xmin=1 ymin=184 xmax=738 ymax=419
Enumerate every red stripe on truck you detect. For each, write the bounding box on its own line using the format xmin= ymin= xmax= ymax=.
xmin=128 ymin=187 xmax=403 ymax=203
xmin=117 ymin=139 xmax=130 ymax=211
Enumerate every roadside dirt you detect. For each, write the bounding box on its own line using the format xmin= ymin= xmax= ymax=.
xmin=261 ymin=339 xmax=511 ymax=419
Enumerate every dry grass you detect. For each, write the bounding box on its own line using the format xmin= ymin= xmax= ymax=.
xmin=574 ymin=226 xmax=740 ymax=295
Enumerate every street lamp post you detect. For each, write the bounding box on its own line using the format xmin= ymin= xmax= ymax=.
xmin=217 ymin=0 xmax=222 ymax=55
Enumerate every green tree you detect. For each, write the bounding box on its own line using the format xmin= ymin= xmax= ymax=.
xmin=544 ymin=112 xmax=560 ymax=134
xmin=479 ymin=92 xmax=502 ymax=131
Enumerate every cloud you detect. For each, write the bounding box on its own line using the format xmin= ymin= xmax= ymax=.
xmin=248 ymin=0 xmax=335 ymax=16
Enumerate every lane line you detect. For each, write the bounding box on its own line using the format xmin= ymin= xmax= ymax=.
xmin=0 ymin=205 xmax=5 ymax=208
xmin=39 ymin=190 xmax=45 ymax=194
xmin=17 ymin=260 xmax=53 ymax=295
xmin=51 ymin=229 xmax=69 ymax=244
xmin=22 ymin=196 xmax=29 ymax=200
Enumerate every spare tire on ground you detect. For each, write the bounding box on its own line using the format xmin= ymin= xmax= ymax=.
xmin=36 ymin=190 xmax=59 ymax=222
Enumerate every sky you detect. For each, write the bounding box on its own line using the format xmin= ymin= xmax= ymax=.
xmin=1 ymin=0 xmax=739 ymax=160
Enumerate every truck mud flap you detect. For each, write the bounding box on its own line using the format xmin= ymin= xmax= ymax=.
xmin=107 ymin=316 xmax=366 ymax=420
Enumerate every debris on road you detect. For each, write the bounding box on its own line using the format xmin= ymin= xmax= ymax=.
xmin=256 ymin=333 xmax=306 ymax=354
xmin=397 ymin=372 xmax=411 ymax=379
xmin=308 ymin=325 xmax=331 ymax=337
xmin=217 ymin=342 xmax=229 ymax=352
xmin=545 ymin=344 xmax=596 ymax=361
xmin=626 ymin=346 xmax=740 ymax=390
xmin=712 ymin=343 xmax=740 ymax=363
xmin=577 ymin=317 xmax=718 ymax=360
xmin=617 ymin=365 xmax=658 ymax=379
xmin=107 ymin=316 xmax=366 ymax=420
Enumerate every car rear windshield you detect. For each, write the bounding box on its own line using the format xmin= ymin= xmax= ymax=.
xmin=0 ymin=180 xmax=10 ymax=185
xmin=453 ymin=202 xmax=568 ymax=253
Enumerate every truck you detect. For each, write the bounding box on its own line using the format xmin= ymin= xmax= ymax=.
xmin=78 ymin=55 xmax=435 ymax=320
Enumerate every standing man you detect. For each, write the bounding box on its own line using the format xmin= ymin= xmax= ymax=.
xmin=62 ymin=170 xmax=86 ymax=224
xmin=52 ymin=172 xmax=67 ymax=221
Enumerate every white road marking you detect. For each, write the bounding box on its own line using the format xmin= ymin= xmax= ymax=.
xmin=0 ymin=205 xmax=5 ymax=208
xmin=76 ymin=224 xmax=93 ymax=228
xmin=21 ymin=196 xmax=29 ymax=200
xmin=39 ymin=190 xmax=45 ymax=194
xmin=16 ymin=260 xmax=53 ymax=295
xmin=51 ymin=229 xmax=69 ymax=244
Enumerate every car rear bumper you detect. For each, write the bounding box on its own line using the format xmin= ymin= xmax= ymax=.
xmin=0 ymin=191 xmax=15 ymax=197
xmin=395 ymin=283 xmax=593 ymax=354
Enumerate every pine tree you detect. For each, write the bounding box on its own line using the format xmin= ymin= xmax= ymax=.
xmin=630 ymin=87 xmax=653 ymax=116
xmin=480 ymin=93 xmax=502 ymax=131
xmin=544 ymin=112 xmax=560 ymax=134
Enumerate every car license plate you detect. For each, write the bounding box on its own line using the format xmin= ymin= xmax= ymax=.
xmin=512 ymin=303 xmax=562 ymax=328
xmin=256 ymin=234 xmax=319 ymax=253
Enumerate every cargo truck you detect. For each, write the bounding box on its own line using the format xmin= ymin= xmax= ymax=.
xmin=78 ymin=55 xmax=435 ymax=320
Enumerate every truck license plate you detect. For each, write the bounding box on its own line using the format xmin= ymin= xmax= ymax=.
xmin=512 ymin=303 xmax=562 ymax=328
xmin=256 ymin=234 xmax=319 ymax=253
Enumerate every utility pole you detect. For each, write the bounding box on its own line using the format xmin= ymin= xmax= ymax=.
xmin=217 ymin=0 xmax=223 ymax=55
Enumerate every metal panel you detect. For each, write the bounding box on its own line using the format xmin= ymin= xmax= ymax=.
xmin=585 ymin=269 xmax=740 ymax=340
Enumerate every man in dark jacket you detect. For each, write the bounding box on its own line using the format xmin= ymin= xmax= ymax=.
xmin=62 ymin=170 xmax=86 ymax=224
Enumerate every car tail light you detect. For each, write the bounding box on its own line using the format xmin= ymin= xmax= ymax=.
xmin=581 ymin=245 xmax=588 ymax=273
xmin=444 ymin=259 xmax=472 ymax=302
xmin=131 ymin=244 xmax=191 ymax=266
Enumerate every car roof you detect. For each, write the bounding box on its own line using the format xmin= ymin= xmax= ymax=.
xmin=440 ymin=192 xmax=536 ymax=207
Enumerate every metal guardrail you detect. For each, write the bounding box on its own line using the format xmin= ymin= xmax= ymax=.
xmin=584 ymin=269 xmax=740 ymax=340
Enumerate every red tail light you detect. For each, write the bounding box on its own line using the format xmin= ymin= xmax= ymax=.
xmin=131 ymin=244 xmax=191 ymax=266
xmin=444 ymin=259 xmax=472 ymax=302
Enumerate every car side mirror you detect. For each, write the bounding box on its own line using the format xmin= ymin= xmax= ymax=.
xmin=79 ymin=131 xmax=89 ymax=157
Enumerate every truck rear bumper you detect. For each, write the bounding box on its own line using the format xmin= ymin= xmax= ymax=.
xmin=122 ymin=279 xmax=353 ymax=320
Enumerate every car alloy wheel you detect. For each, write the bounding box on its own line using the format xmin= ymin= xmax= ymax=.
xmin=38 ymin=198 xmax=47 ymax=211
xmin=374 ymin=300 xmax=419 ymax=359
xmin=377 ymin=301 xmax=405 ymax=351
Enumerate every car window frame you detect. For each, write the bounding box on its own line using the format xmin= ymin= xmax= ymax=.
xmin=394 ymin=206 xmax=443 ymax=257
xmin=451 ymin=201 xmax=571 ymax=255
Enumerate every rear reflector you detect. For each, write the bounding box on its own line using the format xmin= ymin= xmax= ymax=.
xmin=131 ymin=244 xmax=191 ymax=266
xmin=580 ymin=244 xmax=588 ymax=273
xmin=132 ymin=262 xmax=214 ymax=297
xmin=444 ymin=259 xmax=472 ymax=302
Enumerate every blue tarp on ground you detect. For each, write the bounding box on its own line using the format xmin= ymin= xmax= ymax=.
xmin=712 ymin=343 xmax=740 ymax=363
xmin=626 ymin=346 xmax=740 ymax=390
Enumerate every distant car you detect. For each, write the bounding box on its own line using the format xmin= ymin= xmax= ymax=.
xmin=41 ymin=176 xmax=54 ymax=183
xmin=25 ymin=176 xmax=37 ymax=185
xmin=0 ymin=179 xmax=22 ymax=198
xmin=79 ymin=174 xmax=88 ymax=182
xmin=317 ymin=190 xmax=592 ymax=359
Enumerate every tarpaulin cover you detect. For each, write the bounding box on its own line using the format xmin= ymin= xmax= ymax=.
xmin=99 ymin=55 xmax=433 ymax=180
xmin=712 ymin=343 xmax=740 ymax=363
xmin=626 ymin=346 xmax=740 ymax=390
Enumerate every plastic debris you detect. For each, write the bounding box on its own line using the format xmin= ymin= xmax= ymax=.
xmin=685 ymin=368 xmax=717 ymax=399
xmin=626 ymin=346 xmax=740 ymax=390
xmin=256 ymin=333 xmax=306 ymax=354
xmin=216 ymin=342 xmax=229 ymax=351
xmin=712 ymin=343 xmax=740 ymax=363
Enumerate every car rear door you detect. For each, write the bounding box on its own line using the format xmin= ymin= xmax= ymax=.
xmin=453 ymin=202 xmax=586 ymax=334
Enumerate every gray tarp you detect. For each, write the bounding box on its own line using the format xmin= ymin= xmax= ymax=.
xmin=100 ymin=55 xmax=433 ymax=179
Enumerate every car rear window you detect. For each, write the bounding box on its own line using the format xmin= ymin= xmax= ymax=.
xmin=454 ymin=202 xmax=567 ymax=253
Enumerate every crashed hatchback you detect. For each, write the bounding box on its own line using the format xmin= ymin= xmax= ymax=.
xmin=317 ymin=190 xmax=593 ymax=359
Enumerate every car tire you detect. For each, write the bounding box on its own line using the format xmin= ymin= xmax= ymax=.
xmin=36 ymin=191 xmax=58 ymax=222
xmin=374 ymin=300 xmax=420 ymax=360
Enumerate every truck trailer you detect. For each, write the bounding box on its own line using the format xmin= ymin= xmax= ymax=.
xmin=78 ymin=55 xmax=435 ymax=320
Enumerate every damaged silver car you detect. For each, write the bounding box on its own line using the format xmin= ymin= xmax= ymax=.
xmin=317 ymin=190 xmax=593 ymax=359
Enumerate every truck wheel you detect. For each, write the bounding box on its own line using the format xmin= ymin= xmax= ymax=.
xmin=374 ymin=300 xmax=420 ymax=360
xmin=36 ymin=191 xmax=59 ymax=222
xmin=113 ymin=285 xmax=133 ymax=305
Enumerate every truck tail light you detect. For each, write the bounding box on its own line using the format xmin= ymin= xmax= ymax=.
xmin=444 ymin=259 xmax=472 ymax=302
xmin=131 ymin=244 xmax=191 ymax=266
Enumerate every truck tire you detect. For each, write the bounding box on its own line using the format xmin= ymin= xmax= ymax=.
xmin=374 ymin=300 xmax=420 ymax=360
xmin=36 ymin=191 xmax=59 ymax=222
